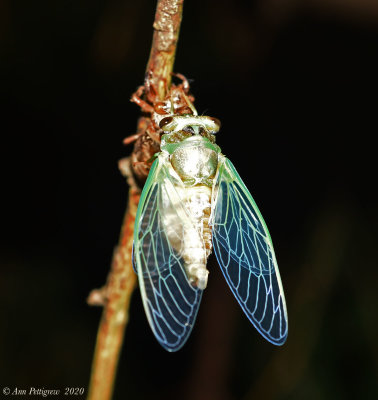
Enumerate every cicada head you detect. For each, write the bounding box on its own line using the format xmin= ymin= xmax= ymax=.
xmin=159 ymin=115 xmax=221 ymax=148
xmin=159 ymin=115 xmax=220 ymax=133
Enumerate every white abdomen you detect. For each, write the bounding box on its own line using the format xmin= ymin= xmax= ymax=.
xmin=163 ymin=183 xmax=212 ymax=290
xmin=180 ymin=185 xmax=212 ymax=289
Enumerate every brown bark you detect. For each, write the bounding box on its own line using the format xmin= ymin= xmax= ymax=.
xmin=87 ymin=1 xmax=185 ymax=399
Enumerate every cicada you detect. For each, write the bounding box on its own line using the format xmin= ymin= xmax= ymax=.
xmin=133 ymin=112 xmax=288 ymax=351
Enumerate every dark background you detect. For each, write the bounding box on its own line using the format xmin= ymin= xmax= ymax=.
xmin=1 ymin=0 xmax=377 ymax=399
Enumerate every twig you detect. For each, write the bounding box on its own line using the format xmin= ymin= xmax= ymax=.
xmin=146 ymin=0 xmax=184 ymax=98
xmin=87 ymin=1 xmax=184 ymax=399
xmin=87 ymin=185 xmax=139 ymax=400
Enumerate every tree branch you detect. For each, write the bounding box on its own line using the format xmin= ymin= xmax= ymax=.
xmin=87 ymin=1 xmax=184 ymax=399
xmin=147 ymin=0 xmax=184 ymax=99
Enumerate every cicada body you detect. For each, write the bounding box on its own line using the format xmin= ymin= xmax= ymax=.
xmin=133 ymin=114 xmax=288 ymax=351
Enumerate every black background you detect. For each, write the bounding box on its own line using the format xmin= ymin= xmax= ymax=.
xmin=1 ymin=0 xmax=377 ymax=399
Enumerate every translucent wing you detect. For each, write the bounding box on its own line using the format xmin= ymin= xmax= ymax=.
xmin=133 ymin=155 xmax=203 ymax=351
xmin=211 ymin=156 xmax=288 ymax=345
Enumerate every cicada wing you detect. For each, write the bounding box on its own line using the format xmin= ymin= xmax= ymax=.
xmin=133 ymin=155 xmax=203 ymax=352
xmin=210 ymin=156 xmax=288 ymax=345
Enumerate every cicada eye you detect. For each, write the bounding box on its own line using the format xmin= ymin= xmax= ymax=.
xmin=208 ymin=117 xmax=221 ymax=131
xmin=159 ymin=116 xmax=174 ymax=129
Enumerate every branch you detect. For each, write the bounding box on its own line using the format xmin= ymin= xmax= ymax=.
xmin=146 ymin=0 xmax=184 ymax=99
xmin=87 ymin=1 xmax=184 ymax=399
xmin=87 ymin=185 xmax=139 ymax=400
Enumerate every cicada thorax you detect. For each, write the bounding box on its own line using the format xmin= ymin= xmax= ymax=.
xmin=161 ymin=132 xmax=221 ymax=290
xmin=170 ymin=136 xmax=218 ymax=187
